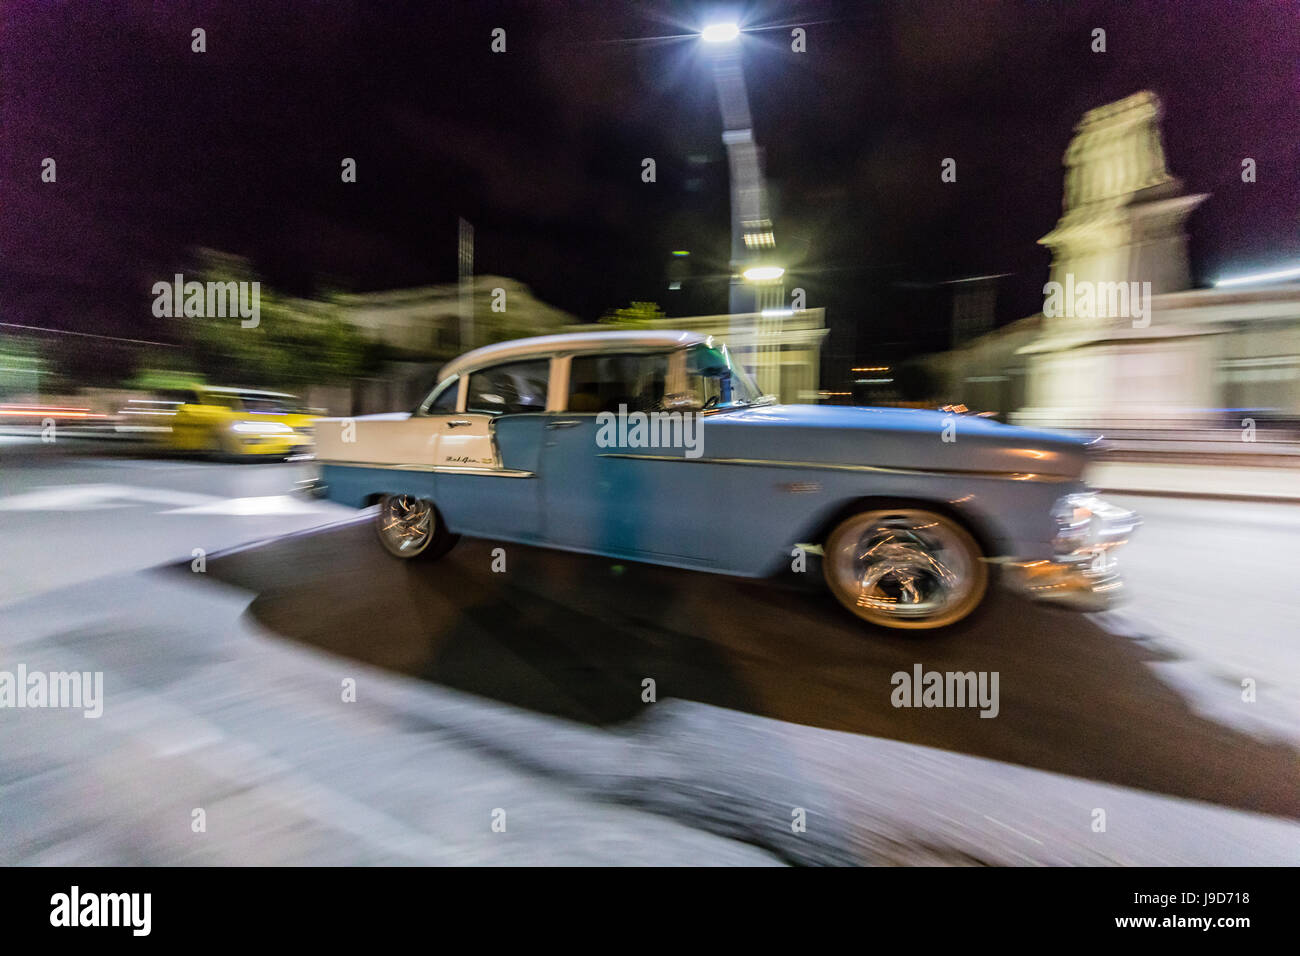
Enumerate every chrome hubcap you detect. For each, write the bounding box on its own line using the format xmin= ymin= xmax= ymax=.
xmin=379 ymin=495 xmax=433 ymax=552
xmin=827 ymin=511 xmax=975 ymax=620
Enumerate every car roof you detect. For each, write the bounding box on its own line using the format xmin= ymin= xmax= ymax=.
xmin=438 ymin=330 xmax=711 ymax=381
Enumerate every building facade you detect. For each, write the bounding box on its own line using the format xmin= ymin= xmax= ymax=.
xmin=930 ymin=91 xmax=1300 ymax=427
xmin=319 ymin=275 xmax=578 ymax=361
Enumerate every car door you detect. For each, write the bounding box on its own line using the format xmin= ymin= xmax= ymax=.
xmin=165 ymin=388 xmax=209 ymax=451
xmin=430 ymin=357 xmax=550 ymax=541
xmin=540 ymin=350 xmax=707 ymax=562
xmin=321 ymin=378 xmax=454 ymax=470
xmin=178 ymin=389 xmax=239 ymax=453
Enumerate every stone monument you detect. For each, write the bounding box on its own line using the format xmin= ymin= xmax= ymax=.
xmin=1016 ymin=91 xmax=1214 ymax=427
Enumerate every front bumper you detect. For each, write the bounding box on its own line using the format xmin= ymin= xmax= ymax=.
xmin=1000 ymin=555 xmax=1128 ymax=611
xmin=234 ymin=437 xmax=292 ymax=451
xmin=1002 ymin=494 xmax=1140 ymax=612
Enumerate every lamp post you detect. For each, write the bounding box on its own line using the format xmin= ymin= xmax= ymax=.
xmin=701 ymin=22 xmax=776 ymax=315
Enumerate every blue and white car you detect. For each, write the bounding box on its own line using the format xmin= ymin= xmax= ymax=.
xmin=314 ymin=330 xmax=1138 ymax=630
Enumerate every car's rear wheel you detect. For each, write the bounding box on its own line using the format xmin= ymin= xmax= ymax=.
xmin=822 ymin=508 xmax=987 ymax=630
xmin=375 ymin=494 xmax=458 ymax=560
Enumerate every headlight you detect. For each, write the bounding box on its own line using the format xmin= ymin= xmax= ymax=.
xmin=231 ymin=420 xmax=293 ymax=434
xmin=1051 ymin=493 xmax=1141 ymax=559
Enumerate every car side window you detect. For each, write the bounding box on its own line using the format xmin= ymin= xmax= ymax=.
xmin=424 ymin=377 xmax=460 ymax=414
xmin=465 ymin=359 xmax=550 ymax=416
xmin=567 ymin=353 xmax=668 ymax=413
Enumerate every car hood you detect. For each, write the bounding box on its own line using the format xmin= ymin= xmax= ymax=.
xmin=702 ymin=404 xmax=1094 ymax=480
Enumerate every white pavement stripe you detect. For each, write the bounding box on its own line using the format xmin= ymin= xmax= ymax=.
xmin=0 ymin=483 xmax=337 ymax=517
xmin=164 ymin=495 xmax=336 ymax=516
xmin=0 ymin=484 xmax=222 ymax=511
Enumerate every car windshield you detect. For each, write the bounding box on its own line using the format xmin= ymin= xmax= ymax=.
xmin=682 ymin=343 xmax=765 ymax=410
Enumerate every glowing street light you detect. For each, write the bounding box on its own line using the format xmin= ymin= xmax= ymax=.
xmin=1214 ymin=264 xmax=1300 ymax=288
xmin=700 ymin=22 xmax=741 ymax=44
xmin=698 ymin=18 xmax=775 ymax=313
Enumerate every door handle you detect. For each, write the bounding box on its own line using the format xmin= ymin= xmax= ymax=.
xmin=546 ymin=419 xmax=582 ymax=429
xmin=446 ymin=420 xmax=473 ymax=428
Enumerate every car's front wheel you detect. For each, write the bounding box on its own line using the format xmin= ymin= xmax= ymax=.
xmin=374 ymin=494 xmax=459 ymax=561
xmin=822 ymin=508 xmax=987 ymax=630
xmin=212 ymin=427 xmax=251 ymax=463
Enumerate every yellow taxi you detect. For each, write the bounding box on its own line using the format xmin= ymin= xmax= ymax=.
xmin=160 ymin=386 xmax=317 ymax=460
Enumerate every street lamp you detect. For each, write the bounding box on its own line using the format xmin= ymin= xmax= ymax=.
xmin=742 ymin=265 xmax=786 ymax=316
xmin=699 ymin=21 xmax=774 ymax=315
xmin=700 ymin=22 xmax=740 ymax=44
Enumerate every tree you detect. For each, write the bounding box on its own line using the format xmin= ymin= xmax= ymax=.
xmin=599 ymin=301 xmax=666 ymax=328
xmin=180 ymin=256 xmax=368 ymax=388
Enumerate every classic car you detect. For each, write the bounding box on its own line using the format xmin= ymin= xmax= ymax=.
xmin=155 ymin=386 xmax=317 ymax=460
xmin=312 ymin=330 xmax=1139 ymax=630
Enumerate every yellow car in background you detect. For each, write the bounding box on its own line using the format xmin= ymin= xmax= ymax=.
xmin=160 ymin=386 xmax=317 ymax=460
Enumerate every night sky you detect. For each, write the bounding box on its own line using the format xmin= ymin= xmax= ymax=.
xmin=3 ymin=0 xmax=1298 ymax=369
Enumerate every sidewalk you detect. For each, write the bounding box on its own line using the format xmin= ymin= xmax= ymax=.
xmin=1090 ymin=460 xmax=1300 ymax=501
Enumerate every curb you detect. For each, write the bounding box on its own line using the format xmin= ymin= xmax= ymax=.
xmin=1095 ymin=487 xmax=1300 ymax=505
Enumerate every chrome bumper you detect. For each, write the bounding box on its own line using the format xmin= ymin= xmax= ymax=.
xmin=1002 ymin=494 xmax=1140 ymax=612
xmin=1001 ymin=556 xmax=1128 ymax=611
xmin=294 ymin=476 xmax=329 ymax=499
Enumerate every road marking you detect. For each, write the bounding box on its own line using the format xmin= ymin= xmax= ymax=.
xmin=983 ymin=814 xmax=1045 ymax=845
xmin=73 ymin=458 xmax=207 ymax=470
xmin=164 ymin=495 xmax=336 ymax=516
xmin=0 ymin=484 xmax=336 ymax=517
xmin=0 ymin=483 xmax=221 ymax=511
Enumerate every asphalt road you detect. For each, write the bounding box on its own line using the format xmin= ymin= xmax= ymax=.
xmin=0 ymin=437 xmax=353 ymax=604
xmin=3 ymin=438 xmax=1298 ymax=862
xmin=193 ymin=505 xmax=1299 ymax=819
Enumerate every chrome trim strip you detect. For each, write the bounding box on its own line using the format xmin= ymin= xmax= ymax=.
xmin=596 ymin=452 xmax=1075 ymax=483
xmin=321 ymin=460 xmax=535 ymax=478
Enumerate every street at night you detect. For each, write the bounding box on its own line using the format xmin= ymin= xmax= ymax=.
xmin=3 ymin=438 xmax=1297 ymax=866
xmin=2 ymin=0 xmax=1298 ymax=929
